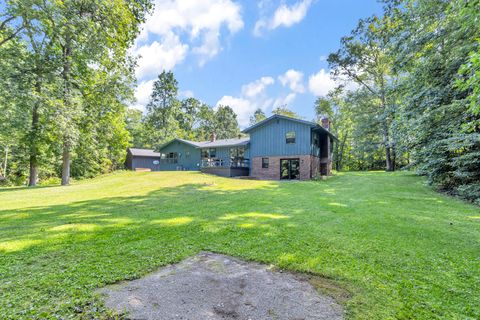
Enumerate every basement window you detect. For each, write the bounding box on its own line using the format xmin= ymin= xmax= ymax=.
xmin=286 ymin=131 xmax=296 ymax=144
xmin=262 ymin=157 xmax=269 ymax=168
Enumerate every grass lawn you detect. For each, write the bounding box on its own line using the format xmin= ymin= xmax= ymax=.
xmin=0 ymin=171 xmax=479 ymax=319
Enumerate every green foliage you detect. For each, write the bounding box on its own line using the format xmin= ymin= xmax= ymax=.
xmin=0 ymin=171 xmax=478 ymax=319
xmin=249 ymin=108 xmax=267 ymax=125
xmin=323 ymin=0 xmax=480 ymax=203
xmin=387 ymin=0 xmax=480 ymax=203
xmin=139 ymin=71 xmax=241 ymax=148
xmin=0 ymin=0 xmax=150 ymax=186
xmin=272 ymin=105 xmax=299 ymax=118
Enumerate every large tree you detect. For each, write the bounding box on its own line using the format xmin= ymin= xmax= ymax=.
xmin=249 ymin=108 xmax=266 ymax=125
xmin=144 ymin=71 xmax=182 ymax=147
xmin=328 ymin=15 xmax=398 ymax=171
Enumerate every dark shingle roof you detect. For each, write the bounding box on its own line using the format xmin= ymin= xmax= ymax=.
xmin=242 ymin=114 xmax=338 ymax=140
xmin=128 ymin=148 xmax=160 ymax=157
xmin=159 ymin=137 xmax=250 ymax=151
xmin=198 ymin=137 xmax=250 ymax=148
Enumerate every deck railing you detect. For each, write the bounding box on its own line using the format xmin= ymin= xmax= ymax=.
xmin=201 ymin=158 xmax=249 ymax=168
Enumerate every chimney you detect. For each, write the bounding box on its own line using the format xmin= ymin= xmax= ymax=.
xmin=321 ymin=117 xmax=331 ymax=131
xmin=210 ymin=132 xmax=217 ymax=142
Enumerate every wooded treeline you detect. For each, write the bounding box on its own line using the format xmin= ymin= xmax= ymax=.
xmin=126 ymin=71 xmax=241 ymax=149
xmin=0 ymin=0 xmax=245 ymax=187
xmin=316 ymin=0 xmax=480 ymax=204
xmin=0 ymin=0 xmax=152 ymax=186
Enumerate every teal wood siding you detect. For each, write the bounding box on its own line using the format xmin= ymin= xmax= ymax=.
xmin=249 ymin=118 xmax=313 ymax=157
xmin=131 ymin=157 xmax=161 ymax=171
xmin=159 ymin=141 xmax=201 ymax=171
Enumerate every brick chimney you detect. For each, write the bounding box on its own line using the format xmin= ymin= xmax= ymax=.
xmin=210 ymin=132 xmax=217 ymax=142
xmin=321 ymin=117 xmax=331 ymax=131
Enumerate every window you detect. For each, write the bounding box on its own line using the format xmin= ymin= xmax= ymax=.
xmin=166 ymin=152 xmax=178 ymax=164
xmin=262 ymin=157 xmax=269 ymax=168
xmin=201 ymin=148 xmax=217 ymax=159
xmin=230 ymin=147 xmax=245 ymax=159
xmin=286 ymin=131 xmax=296 ymax=144
xmin=209 ymin=148 xmax=216 ymax=158
xmin=185 ymin=151 xmax=190 ymax=158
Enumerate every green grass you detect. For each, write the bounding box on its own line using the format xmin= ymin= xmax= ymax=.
xmin=0 ymin=171 xmax=479 ymax=319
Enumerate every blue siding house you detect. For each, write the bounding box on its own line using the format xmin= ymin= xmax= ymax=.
xmin=126 ymin=115 xmax=335 ymax=180
xmin=243 ymin=115 xmax=335 ymax=180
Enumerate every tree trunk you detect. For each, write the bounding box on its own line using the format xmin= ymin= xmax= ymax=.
xmin=28 ymin=158 xmax=38 ymax=186
xmin=383 ymin=121 xmax=394 ymax=172
xmin=61 ymin=34 xmax=72 ymax=186
xmin=28 ymin=81 xmax=41 ymax=186
xmin=3 ymin=145 xmax=8 ymax=178
xmin=61 ymin=139 xmax=70 ymax=186
xmin=337 ymin=131 xmax=348 ymax=171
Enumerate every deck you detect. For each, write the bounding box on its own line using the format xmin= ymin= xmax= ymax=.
xmin=200 ymin=159 xmax=250 ymax=178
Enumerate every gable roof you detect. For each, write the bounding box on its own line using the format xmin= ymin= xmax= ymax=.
xmin=158 ymin=137 xmax=250 ymax=151
xmin=199 ymin=137 xmax=250 ymax=148
xmin=242 ymin=114 xmax=338 ymax=140
xmin=128 ymin=148 xmax=160 ymax=157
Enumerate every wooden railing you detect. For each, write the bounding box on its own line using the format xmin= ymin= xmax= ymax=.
xmin=201 ymin=158 xmax=249 ymax=168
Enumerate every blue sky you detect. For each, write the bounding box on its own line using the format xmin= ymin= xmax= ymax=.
xmin=132 ymin=0 xmax=382 ymax=127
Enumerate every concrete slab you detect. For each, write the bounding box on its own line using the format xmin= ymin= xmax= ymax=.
xmin=98 ymin=252 xmax=344 ymax=320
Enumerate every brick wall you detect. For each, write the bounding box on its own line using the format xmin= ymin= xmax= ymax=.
xmin=252 ymin=155 xmax=322 ymax=180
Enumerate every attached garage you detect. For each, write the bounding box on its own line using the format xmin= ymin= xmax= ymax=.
xmin=125 ymin=148 xmax=161 ymax=171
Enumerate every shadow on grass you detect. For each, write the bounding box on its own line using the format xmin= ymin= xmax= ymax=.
xmin=0 ymin=173 xmax=479 ymax=319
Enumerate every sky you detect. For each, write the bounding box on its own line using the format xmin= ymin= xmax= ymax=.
xmin=132 ymin=0 xmax=383 ymax=128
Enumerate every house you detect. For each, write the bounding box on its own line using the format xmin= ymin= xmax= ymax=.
xmin=157 ymin=136 xmax=250 ymax=177
xmin=125 ymin=148 xmax=161 ymax=171
xmin=242 ymin=115 xmax=335 ymax=180
xmin=126 ymin=115 xmax=336 ymax=180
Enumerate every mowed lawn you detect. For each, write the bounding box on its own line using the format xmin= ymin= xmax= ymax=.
xmin=0 ymin=171 xmax=479 ymax=319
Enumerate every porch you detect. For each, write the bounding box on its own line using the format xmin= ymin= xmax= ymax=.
xmin=200 ymin=159 xmax=250 ymax=177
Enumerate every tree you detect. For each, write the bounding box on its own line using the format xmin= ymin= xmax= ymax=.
xmin=272 ymin=105 xmax=299 ymax=118
xmin=0 ymin=0 xmax=150 ymax=186
xmin=328 ymin=15 xmax=398 ymax=171
xmin=387 ymin=0 xmax=480 ymax=202
xmin=126 ymin=109 xmax=148 ymax=148
xmin=144 ymin=71 xmax=182 ymax=147
xmin=213 ymin=105 xmax=240 ymax=139
xmin=249 ymin=108 xmax=266 ymax=125
xmin=314 ymin=97 xmax=334 ymax=120
xmin=47 ymin=0 xmax=149 ymax=185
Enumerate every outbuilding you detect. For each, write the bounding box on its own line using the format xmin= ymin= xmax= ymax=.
xmin=125 ymin=148 xmax=161 ymax=171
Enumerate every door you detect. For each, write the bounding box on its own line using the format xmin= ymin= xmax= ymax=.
xmin=280 ymin=159 xmax=300 ymax=180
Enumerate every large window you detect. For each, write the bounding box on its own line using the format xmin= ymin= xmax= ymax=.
xmin=165 ymin=152 xmax=178 ymax=164
xmin=229 ymin=147 xmax=245 ymax=159
xmin=201 ymin=148 xmax=217 ymax=159
xmin=286 ymin=131 xmax=296 ymax=144
xmin=262 ymin=157 xmax=269 ymax=168
xmin=209 ymin=148 xmax=216 ymax=158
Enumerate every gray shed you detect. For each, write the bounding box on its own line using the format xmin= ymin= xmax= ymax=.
xmin=125 ymin=148 xmax=161 ymax=171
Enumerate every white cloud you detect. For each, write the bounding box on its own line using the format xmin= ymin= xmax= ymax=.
xmin=278 ymin=69 xmax=305 ymax=93
xmin=273 ymin=92 xmax=297 ymax=108
xmin=134 ymin=33 xmax=188 ymax=79
xmin=217 ymin=76 xmax=276 ymax=127
xmin=180 ymin=90 xmax=194 ymax=98
xmin=135 ymin=0 xmax=243 ymax=77
xmin=216 ymin=95 xmax=254 ymax=126
xmin=241 ymin=76 xmax=275 ymax=98
xmin=308 ymin=69 xmax=336 ymax=97
xmin=254 ymin=0 xmax=312 ymax=36
xmin=132 ymin=80 xmax=155 ymax=110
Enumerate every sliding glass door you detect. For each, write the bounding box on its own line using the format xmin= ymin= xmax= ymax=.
xmin=280 ymin=159 xmax=300 ymax=180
